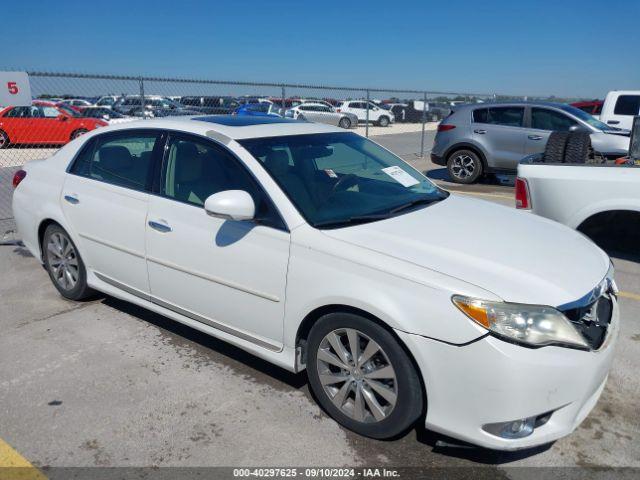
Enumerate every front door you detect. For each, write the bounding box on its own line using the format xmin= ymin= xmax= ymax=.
xmin=145 ymin=132 xmax=290 ymax=349
xmin=61 ymin=129 xmax=162 ymax=293
xmin=524 ymin=107 xmax=579 ymax=155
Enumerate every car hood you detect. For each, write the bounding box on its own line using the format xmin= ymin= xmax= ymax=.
xmin=321 ymin=195 xmax=610 ymax=307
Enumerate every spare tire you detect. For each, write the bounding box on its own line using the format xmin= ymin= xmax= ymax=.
xmin=543 ymin=131 xmax=570 ymax=163
xmin=564 ymin=132 xmax=591 ymax=164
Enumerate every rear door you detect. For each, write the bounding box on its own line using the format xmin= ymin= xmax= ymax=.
xmin=62 ymin=129 xmax=163 ymax=293
xmin=471 ymin=106 xmax=526 ymax=170
xmin=524 ymin=107 xmax=579 ymax=155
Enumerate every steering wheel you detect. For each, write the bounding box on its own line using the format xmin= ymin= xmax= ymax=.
xmin=331 ymin=173 xmax=359 ymax=193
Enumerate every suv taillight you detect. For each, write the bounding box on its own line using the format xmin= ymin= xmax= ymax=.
xmin=12 ymin=170 xmax=26 ymax=189
xmin=437 ymin=124 xmax=456 ymax=132
xmin=515 ymin=177 xmax=531 ymax=209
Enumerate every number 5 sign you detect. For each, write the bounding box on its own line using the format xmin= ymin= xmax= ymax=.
xmin=0 ymin=72 xmax=32 ymax=107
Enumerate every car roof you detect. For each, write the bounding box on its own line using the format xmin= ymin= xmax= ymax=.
xmin=452 ymin=101 xmax=573 ymax=110
xmin=81 ymin=115 xmax=344 ymax=141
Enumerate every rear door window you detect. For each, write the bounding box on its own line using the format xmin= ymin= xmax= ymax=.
xmin=613 ymin=95 xmax=640 ymax=116
xmin=473 ymin=107 xmax=524 ymax=127
xmin=70 ymin=131 xmax=161 ymax=191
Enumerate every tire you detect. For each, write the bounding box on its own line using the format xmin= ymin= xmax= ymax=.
xmin=307 ymin=312 xmax=424 ymax=439
xmin=543 ymin=131 xmax=570 ymax=163
xmin=298 ymin=114 xmax=306 ymax=122
xmin=338 ymin=117 xmax=352 ymax=129
xmin=446 ymin=149 xmax=483 ymax=184
xmin=42 ymin=224 xmax=94 ymax=301
xmin=377 ymin=116 xmax=390 ymax=127
xmin=564 ymin=132 xmax=591 ymax=164
xmin=0 ymin=130 xmax=9 ymax=149
xmin=70 ymin=129 xmax=89 ymax=141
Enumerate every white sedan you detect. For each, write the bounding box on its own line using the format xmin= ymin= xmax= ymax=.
xmin=12 ymin=116 xmax=618 ymax=450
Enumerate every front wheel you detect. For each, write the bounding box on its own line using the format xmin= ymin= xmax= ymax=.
xmin=377 ymin=116 xmax=390 ymax=127
xmin=338 ymin=117 xmax=352 ymax=129
xmin=307 ymin=313 xmax=424 ymax=439
xmin=70 ymin=129 xmax=88 ymax=141
xmin=43 ymin=224 xmax=94 ymax=300
xmin=446 ymin=149 xmax=483 ymax=184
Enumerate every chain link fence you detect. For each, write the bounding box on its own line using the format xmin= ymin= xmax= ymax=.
xmin=0 ymin=71 xmax=498 ymax=237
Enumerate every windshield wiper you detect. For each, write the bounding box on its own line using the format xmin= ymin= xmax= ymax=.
xmin=313 ymin=213 xmax=390 ymax=229
xmin=387 ymin=196 xmax=443 ymax=215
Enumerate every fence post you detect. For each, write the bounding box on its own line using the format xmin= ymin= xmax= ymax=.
xmin=365 ymin=89 xmax=370 ymax=138
xmin=138 ymin=76 xmax=145 ymax=120
xmin=420 ymin=91 xmax=427 ymax=158
xmin=281 ymin=85 xmax=286 ymax=118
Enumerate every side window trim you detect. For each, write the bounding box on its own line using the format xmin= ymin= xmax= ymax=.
xmin=156 ymin=130 xmax=289 ymax=232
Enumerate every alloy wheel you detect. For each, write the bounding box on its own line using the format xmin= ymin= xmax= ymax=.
xmin=316 ymin=328 xmax=398 ymax=423
xmin=451 ymin=154 xmax=476 ymax=179
xmin=46 ymin=232 xmax=79 ymax=290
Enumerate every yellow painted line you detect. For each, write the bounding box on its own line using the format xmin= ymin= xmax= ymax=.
xmin=619 ymin=291 xmax=640 ymax=302
xmin=0 ymin=437 xmax=46 ymax=480
xmin=446 ymin=189 xmax=514 ymax=200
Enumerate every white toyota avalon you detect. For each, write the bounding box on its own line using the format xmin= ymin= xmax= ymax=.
xmin=12 ymin=115 xmax=619 ymax=450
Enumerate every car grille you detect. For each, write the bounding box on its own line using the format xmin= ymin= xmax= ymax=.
xmin=561 ymin=294 xmax=613 ymax=350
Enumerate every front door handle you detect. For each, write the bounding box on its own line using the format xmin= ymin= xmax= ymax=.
xmin=607 ymin=120 xmax=620 ymax=125
xmin=148 ymin=220 xmax=172 ymax=233
xmin=473 ymin=129 xmax=487 ymax=134
xmin=528 ymin=135 xmax=543 ymax=140
xmin=64 ymin=194 xmax=79 ymax=204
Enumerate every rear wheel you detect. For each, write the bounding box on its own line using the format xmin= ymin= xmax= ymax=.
xmin=70 ymin=129 xmax=88 ymax=141
xmin=307 ymin=312 xmax=424 ymax=439
xmin=377 ymin=116 xmax=390 ymax=127
xmin=0 ymin=130 xmax=9 ymax=149
xmin=338 ymin=117 xmax=352 ymax=129
xmin=43 ymin=224 xmax=94 ymax=300
xmin=446 ymin=149 xmax=483 ymax=184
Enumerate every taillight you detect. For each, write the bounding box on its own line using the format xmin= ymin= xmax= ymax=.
xmin=336 ymin=108 xmax=341 ymax=112
xmin=437 ymin=124 xmax=456 ymax=132
xmin=515 ymin=177 xmax=530 ymax=209
xmin=12 ymin=170 xmax=26 ymax=189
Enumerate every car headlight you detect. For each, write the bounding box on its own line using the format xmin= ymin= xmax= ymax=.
xmin=452 ymin=295 xmax=588 ymax=349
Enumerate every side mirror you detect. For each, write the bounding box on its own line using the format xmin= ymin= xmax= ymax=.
xmin=204 ymin=190 xmax=255 ymax=221
xmin=569 ymin=125 xmax=588 ymax=133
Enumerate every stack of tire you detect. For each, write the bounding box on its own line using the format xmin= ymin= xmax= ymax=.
xmin=543 ymin=131 xmax=593 ymax=164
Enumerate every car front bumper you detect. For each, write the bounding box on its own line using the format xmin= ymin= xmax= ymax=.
xmin=396 ymin=296 xmax=619 ymax=450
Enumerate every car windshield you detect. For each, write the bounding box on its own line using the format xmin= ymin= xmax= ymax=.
xmin=240 ymin=132 xmax=447 ymax=228
xmin=559 ymin=104 xmax=616 ymax=131
xmin=57 ymin=105 xmax=81 ymax=117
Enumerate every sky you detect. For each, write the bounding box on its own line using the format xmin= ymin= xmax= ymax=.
xmin=5 ymin=0 xmax=640 ymax=98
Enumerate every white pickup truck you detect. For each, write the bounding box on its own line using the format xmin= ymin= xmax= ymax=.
xmin=599 ymin=90 xmax=640 ymax=130
xmin=516 ymin=159 xmax=640 ymax=249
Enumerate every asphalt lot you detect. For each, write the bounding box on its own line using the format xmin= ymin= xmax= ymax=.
xmin=0 ymin=131 xmax=639 ymax=478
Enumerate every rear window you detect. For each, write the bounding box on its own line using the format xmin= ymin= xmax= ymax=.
xmin=473 ymin=107 xmax=524 ymax=127
xmin=613 ymin=95 xmax=640 ymax=116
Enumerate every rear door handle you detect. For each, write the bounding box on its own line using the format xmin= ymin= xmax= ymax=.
xmin=528 ymin=135 xmax=543 ymax=140
xmin=473 ymin=129 xmax=487 ymax=134
xmin=64 ymin=194 xmax=79 ymax=204
xmin=148 ymin=219 xmax=172 ymax=233
xmin=607 ymin=120 xmax=620 ymax=125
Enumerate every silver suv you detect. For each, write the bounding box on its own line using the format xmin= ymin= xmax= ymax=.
xmin=431 ymin=102 xmax=630 ymax=183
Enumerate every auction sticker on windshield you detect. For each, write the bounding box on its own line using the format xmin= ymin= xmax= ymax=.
xmin=382 ymin=166 xmax=420 ymax=187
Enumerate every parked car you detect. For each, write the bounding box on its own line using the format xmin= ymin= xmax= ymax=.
xmin=114 ymin=96 xmax=200 ymax=117
xmin=95 ymin=96 xmax=120 ymax=108
xmin=179 ymin=96 xmax=240 ymax=115
xmin=599 ymin=91 xmax=640 ymax=130
xmin=286 ymin=103 xmax=358 ymax=129
xmin=59 ymin=99 xmax=93 ymax=108
xmin=0 ymin=105 xmax=106 ymax=148
xmin=12 ymin=116 xmax=618 ymax=451
xmin=79 ymin=107 xmax=137 ymax=124
xmin=516 ymin=152 xmax=639 ymax=248
xmin=570 ymin=100 xmax=603 ymax=116
xmin=234 ymin=103 xmax=282 ymax=117
xmin=337 ymin=100 xmax=394 ymax=127
xmin=431 ymin=102 xmax=630 ymax=183
xmin=386 ymin=101 xmax=440 ymax=123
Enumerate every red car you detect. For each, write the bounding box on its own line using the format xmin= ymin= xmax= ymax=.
xmin=570 ymin=100 xmax=603 ymax=116
xmin=0 ymin=104 xmax=107 ymax=148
